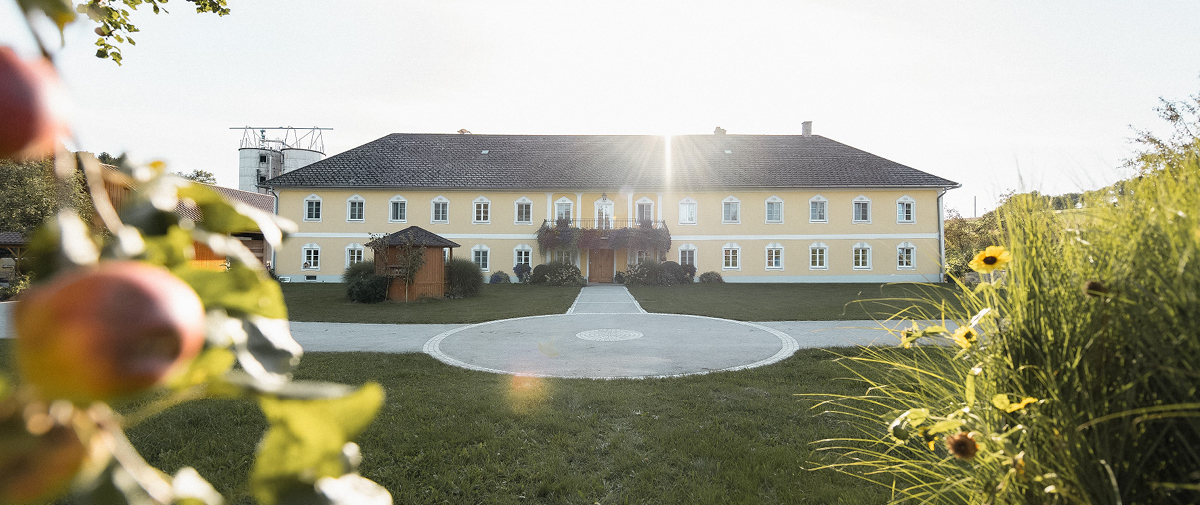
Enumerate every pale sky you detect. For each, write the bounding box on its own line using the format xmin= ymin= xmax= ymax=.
xmin=3 ymin=0 xmax=1199 ymax=215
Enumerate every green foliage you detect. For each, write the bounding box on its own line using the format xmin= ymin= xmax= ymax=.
xmin=535 ymin=223 xmax=671 ymax=256
xmin=0 ymin=274 xmax=29 ymax=301
xmin=943 ymin=207 xmax=1001 ymax=281
xmin=625 ymin=260 xmax=690 ymax=286
xmin=613 ymin=270 xmax=626 ymax=284
xmin=528 ymin=261 xmax=585 ymax=286
xmin=814 ymin=155 xmax=1200 ymax=504
xmin=697 ymin=271 xmax=724 ymax=283
xmin=1129 ymin=87 xmax=1200 ymax=175
xmin=345 ymin=259 xmax=388 ymax=304
xmin=528 ymin=263 xmax=549 ymax=285
xmin=0 ymin=158 xmax=92 ymax=237
xmin=446 ymin=258 xmax=483 ymax=298
xmin=176 ymin=169 xmax=217 ymax=185
xmin=488 ymin=270 xmax=511 ymax=284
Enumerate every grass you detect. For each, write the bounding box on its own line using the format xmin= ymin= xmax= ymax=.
xmin=0 ymin=341 xmax=891 ymax=505
xmin=280 ymin=283 xmax=582 ymax=324
xmin=626 ymin=282 xmax=961 ymax=321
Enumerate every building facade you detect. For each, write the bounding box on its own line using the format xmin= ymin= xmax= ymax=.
xmin=263 ymin=129 xmax=958 ymax=283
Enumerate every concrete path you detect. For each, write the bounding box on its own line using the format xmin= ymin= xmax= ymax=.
xmin=0 ymin=290 xmax=933 ymax=379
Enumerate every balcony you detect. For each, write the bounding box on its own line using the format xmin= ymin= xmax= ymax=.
xmin=542 ymin=218 xmax=668 ymax=230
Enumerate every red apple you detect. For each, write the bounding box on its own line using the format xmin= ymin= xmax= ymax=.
xmin=0 ymin=399 xmax=88 ymax=504
xmin=0 ymin=46 xmax=68 ymax=160
xmin=15 ymin=261 xmax=206 ymax=404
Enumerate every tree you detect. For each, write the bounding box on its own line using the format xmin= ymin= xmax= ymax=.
xmin=1128 ymin=86 xmax=1200 ymax=175
xmin=0 ymin=157 xmax=92 ymax=236
xmin=366 ymin=233 xmax=426 ymax=302
xmin=177 ymin=168 xmax=217 ymax=185
xmin=96 ymin=152 xmax=117 ymax=164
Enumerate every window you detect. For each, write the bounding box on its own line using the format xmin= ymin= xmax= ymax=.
xmin=304 ymin=194 xmax=322 ymax=222
xmin=766 ymin=243 xmax=784 ymax=270
xmin=595 ymin=198 xmax=614 ymax=229
xmin=555 ymin=197 xmax=573 ymax=222
xmin=345 ymin=243 xmax=365 ymax=268
xmin=473 ymin=197 xmax=490 ymax=224
xmin=346 ymin=195 xmax=365 ymax=222
xmin=258 ymin=154 xmax=267 ymax=164
xmin=722 ymin=243 xmax=741 ymax=270
xmin=897 ymin=196 xmax=915 ymax=224
xmin=853 ymin=196 xmax=871 ymax=223
xmin=809 ymin=195 xmax=827 ymax=223
xmin=301 ymin=243 xmax=320 ymax=270
xmin=679 ymin=244 xmax=696 ymax=268
xmin=853 ymin=242 xmax=872 ymax=270
xmin=765 ymin=197 xmax=783 ymax=224
xmin=722 ymin=196 xmax=740 ymax=224
xmin=636 ymin=197 xmax=654 ymax=225
xmin=472 ymin=245 xmax=490 ymax=271
xmin=678 ymin=197 xmax=697 ymax=225
xmin=389 ymin=195 xmax=407 ymax=222
xmin=431 ymin=196 xmax=449 ymax=223
xmin=515 ymin=197 xmax=533 ymax=224
xmin=635 ymin=250 xmax=652 ymax=264
xmin=514 ymin=245 xmax=532 ymax=268
xmin=897 ymin=242 xmax=916 ymax=269
xmin=809 ymin=242 xmax=828 ymax=270
xmin=552 ymin=249 xmax=576 ymax=264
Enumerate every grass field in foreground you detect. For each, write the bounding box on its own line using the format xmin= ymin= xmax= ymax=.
xmin=281 ymin=283 xmax=582 ymax=324
xmin=0 ymin=342 xmax=890 ymax=505
xmin=627 ymin=282 xmax=960 ymax=321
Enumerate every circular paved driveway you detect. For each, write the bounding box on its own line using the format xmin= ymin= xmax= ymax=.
xmin=423 ymin=313 xmax=798 ymax=379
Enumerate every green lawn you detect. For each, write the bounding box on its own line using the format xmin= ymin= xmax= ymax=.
xmin=0 ymin=342 xmax=890 ymax=505
xmin=280 ymin=283 xmax=582 ymax=324
xmin=626 ymin=282 xmax=961 ymax=321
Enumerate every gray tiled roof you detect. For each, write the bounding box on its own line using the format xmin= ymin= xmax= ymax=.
xmin=379 ymin=226 xmax=460 ymax=248
xmin=0 ymin=232 xmax=26 ymax=245
xmin=263 ymin=133 xmax=958 ymax=190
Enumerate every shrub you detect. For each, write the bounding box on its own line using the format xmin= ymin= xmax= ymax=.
xmin=489 ymin=271 xmax=511 ymax=284
xmin=446 ymin=258 xmax=483 ymax=298
xmin=698 ymin=271 xmax=723 ymax=283
xmin=657 ymin=261 xmax=688 ymax=285
xmin=343 ymin=261 xmax=388 ymax=303
xmin=346 ymin=275 xmax=388 ymax=304
xmin=0 ymin=274 xmax=30 ymax=301
xmin=613 ymin=270 xmax=626 ymax=284
xmin=622 ymin=261 xmax=658 ymax=286
xmin=528 ymin=264 xmax=549 ymax=285
xmin=535 ymin=261 xmax=586 ymax=286
xmin=681 ymin=263 xmax=696 ymax=280
xmin=513 ymin=263 xmax=531 ymax=283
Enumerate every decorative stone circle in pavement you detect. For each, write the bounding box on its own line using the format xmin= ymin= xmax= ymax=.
xmin=575 ymin=328 xmax=643 ymax=342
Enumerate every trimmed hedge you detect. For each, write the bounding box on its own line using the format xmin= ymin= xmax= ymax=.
xmin=446 ymin=258 xmax=484 ymax=298
xmin=698 ymin=271 xmax=724 ymax=283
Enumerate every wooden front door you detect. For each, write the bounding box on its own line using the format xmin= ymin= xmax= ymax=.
xmin=588 ymin=249 xmax=614 ymax=283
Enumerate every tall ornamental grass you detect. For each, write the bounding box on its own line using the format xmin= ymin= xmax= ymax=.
xmin=812 ymin=156 xmax=1200 ymax=504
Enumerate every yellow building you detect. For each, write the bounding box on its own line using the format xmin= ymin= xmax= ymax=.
xmin=262 ymin=127 xmax=958 ymax=283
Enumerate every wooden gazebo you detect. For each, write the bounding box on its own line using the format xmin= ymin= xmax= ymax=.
xmin=0 ymin=232 xmax=27 ymax=283
xmin=373 ymin=226 xmax=459 ymax=301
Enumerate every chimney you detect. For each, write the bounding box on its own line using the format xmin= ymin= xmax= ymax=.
xmin=714 ymin=126 xmax=726 ymax=135
xmin=802 ymin=121 xmax=812 ymax=137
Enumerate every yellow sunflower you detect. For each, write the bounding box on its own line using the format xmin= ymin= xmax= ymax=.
xmin=951 ymin=326 xmax=977 ymax=349
xmin=969 ymin=245 xmax=1012 ymax=274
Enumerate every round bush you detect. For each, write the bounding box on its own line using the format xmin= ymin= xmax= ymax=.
xmin=681 ymin=263 xmax=697 ymax=280
xmin=489 ymin=271 xmax=512 ymax=284
xmin=347 ymin=275 xmax=389 ymax=304
xmin=529 ymin=264 xmax=549 ymax=285
xmin=543 ymin=262 xmax=585 ymax=286
xmin=342 ymin=260 xmax=376 ymax=285
xmin=658 ymin=261 xmax=686 ymax=286
xmin=613 ymin=271 xmax=626 ymax=284
xmin=698 ymin=271 xmax=724 ymax=283
xmin=446 ymin=258 xmax=484 ymax=298
xmin=513 ymin=263 xmax=531 ymax=283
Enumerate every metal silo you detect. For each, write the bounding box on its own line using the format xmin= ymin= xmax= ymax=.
xmin=232 ymin=126 xmax=331 ymax=192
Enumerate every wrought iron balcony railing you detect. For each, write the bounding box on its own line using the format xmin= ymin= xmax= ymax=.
xmin=542 ymin=218 xmax=668 ymax=230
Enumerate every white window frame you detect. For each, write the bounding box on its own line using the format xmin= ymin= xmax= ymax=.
xmin=301 ymin=243 xmax=321 ymax=270
xmin=678 ymin=243 xmax=697 ymax=268
xmin=431 ymin=196 xmax=449 ymax=224
xmin=473 ymin=196 xmax=491 ymax=224
xmin=853 ymin=242 xmax=872 ymax=270
xmin=555 ymin=197 xmax=574 ymax=222
xmin=722 ymin=196 xmax=741 ymax=224
xmin=346 ymin=194 xmax=365 ymax=222
xmin=765 ymin=196 xmax=784 ymax=224
xmin=633 ymin=250 xmax=653 ymax=265
xmin=472 ymin=244 xmax=491 ymax=272
xmin=303 ymin=194 xmax=322 ymax=222
xmin=345 ymin=243 xmax=365 ymax=268
xmin=594 ymin=197 xmax=615 ymax=229
xmin=809 ymin=195 xmax=828 ymax=223
xmin=513 ymin=244 xmax=533 ymax=268
xmin=897 ymin=195 xmax=916 ymax=224
xmin=636 ymin=197 xmax=655 ymax=225
xmin=809 ymin=242 xmax=828 ymax=270
xmin=853 ymin=195 xmax=872 ymax=224
xmin=722 ymin=242 xmax=741 ymax=270
xmin=897 ymin=242 xmax=916 ymax=270
xmin=514 ymin=197 xmax=533 ymax=225
xmin=551 ymin=249 xmax=577 ymax=265
xmin=388 ymin=195 xmax=407 ymax=223
xmin=765 ymin=242 xmax=784 ymax=270
xmin=678 ymin=197 xmax=698 ymax=225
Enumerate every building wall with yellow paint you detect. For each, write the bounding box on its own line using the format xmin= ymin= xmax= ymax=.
xmin=274 ymin=187 xmax=946 ymax=283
